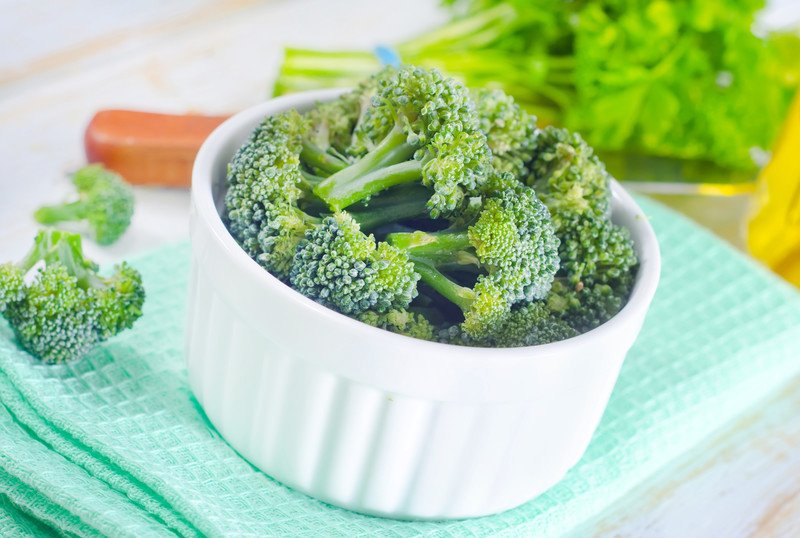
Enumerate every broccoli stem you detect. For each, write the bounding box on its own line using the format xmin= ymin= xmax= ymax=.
xmin=16 ymin=230 xmax=98 ymax=290
xmin=33 ymin=201 xmax=86 ymax=225
xmin=315 ymin=159 xmax=423 ymax=211
xmin=313 ymin=126 xmax=418 ymax=209
xmin=410 ymin=259 xmax=475 ymax=312
xmin=348 ymin=187 xmax=430 ymax=230
xmin=300 ymin=141 xmax=347 ymax=175
xmin=387 ymin=230 xmax=476 ymax=266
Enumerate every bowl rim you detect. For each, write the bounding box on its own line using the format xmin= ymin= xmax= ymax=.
xmin=191 ymin=89 xmax=661 ymax=359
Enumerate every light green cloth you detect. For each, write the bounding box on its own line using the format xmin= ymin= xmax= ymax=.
xmin=1 ymin=197 xmax=800 ymax=537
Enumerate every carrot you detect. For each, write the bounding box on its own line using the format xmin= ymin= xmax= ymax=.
xmin=84 ymin=110 xmax=230 ymax=188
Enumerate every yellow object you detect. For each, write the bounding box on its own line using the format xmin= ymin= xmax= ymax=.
xmin=747 ymin=90 xmax=800 ymax=286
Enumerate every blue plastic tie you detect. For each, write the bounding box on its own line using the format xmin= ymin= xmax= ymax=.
xmin=374 ymin=45 xmax=401 ymax=67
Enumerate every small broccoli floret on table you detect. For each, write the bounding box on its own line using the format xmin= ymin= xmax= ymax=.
xmin=290 ymin=212 xmax=419 ymax=315
xmin=313 ymin=66 xmax=492 ymax=217
xmin=473 ymin=88 xmax=538 ymax=178
xmin=34 ymin=165 xmax=134 ymax=246
xmin=0 ymin=230 xmax=145 ymax=363
xmin=358 ymin=308 xmax=435 ymax=341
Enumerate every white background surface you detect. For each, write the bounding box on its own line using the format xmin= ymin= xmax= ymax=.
xmin=1 ymin=0 xmax=799 ymax=535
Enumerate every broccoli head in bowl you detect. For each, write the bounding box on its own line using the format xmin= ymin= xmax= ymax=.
xmin=222 ymin=65 xmax=638 ymax=347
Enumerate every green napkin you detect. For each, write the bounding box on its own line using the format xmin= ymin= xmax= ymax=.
xmin=1 ymin=196 xmax=800 ymax=537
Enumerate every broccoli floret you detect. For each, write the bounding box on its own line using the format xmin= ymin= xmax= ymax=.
xmin=388 ymin=186 xmax=559 ymax=340
xmin=473 ymin=88 xmax=538 ymax=178
xmin=290 ymin=212 xmax=419 ymax=315
xmin=547 ymin=279 xmax=626 ymax=333
xmin=313 ymin=66 xmax=492 ymax=218
xmin=307 ymin=66 xmax=397 ymax=159
xmin=525 ymin=124 xmax=637 ymax=298
xmin=527 ymin=126 xmax=610 ymax=227
xmin=491 ymin=302 xmax=578 ymax=347
xmin=0 ymin=230 xmax=144 ymax=363
xmin=358 ymin=308 xmax=435 ymax=341
xmin=558 ymin=216 xmax=637 ymax=287
xmin=33 ymin=165 xmax=134 ymax=245
xmin=225 ymin=110 xmax=325 ymax=278
xmin=390 ymin=186 xmax=558 ymax=301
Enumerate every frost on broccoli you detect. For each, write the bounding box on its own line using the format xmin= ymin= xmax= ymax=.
xmin=0 ymin=230 xmax=145 ymax=363
xmin=34 ymin=165 xmax=134 ymax=245
xmin=290 ymin=213 xmax=419 ymax=315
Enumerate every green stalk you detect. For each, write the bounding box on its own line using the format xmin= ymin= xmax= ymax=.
xmin=388 ymin=230 xmax=477 ymax=266
xmin=411 ymin=258 xmax=475 ymax=312
xmin=348 ymin=186 xmax=430 ymax=230
xmin=33 ymin=201 xmax=86 ymax=225
xmin=316 ymin=160 xmax=423 ymax=210
xmin=300 ymin=141 xmax=347 ymax=175
xmin=398 ymin=4 xmax=517 ymax=56
xmin=314 ymin=126 xmax=418 ymax=209
xmin=388 ymin=230 xmax=470 ymax=253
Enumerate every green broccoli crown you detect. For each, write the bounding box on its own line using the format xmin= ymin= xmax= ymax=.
xmin=460 ymin=275 xmax=511 ymax=340
xmin=486 ymin=186 xmax=560 ymax=301
xmin=0 ymin=230 xmax=145 ymax=363
xmin=0 ymin=263 xmax=25 ymax=313
xmin=491 ymin=302 xmax=578 ymax=348
xmin=33 ymin=165 xmax=134 ymax=246
xmin=358 ymin=308 xmax=435 ymax=340
xmin=473 ymin=88 xmax=538 ymax=178
xmin=547 ymin=280 xmax=625 ymax=333
xmin=357 ymin=65 xmax=478 ymax=148
xmin=421 ymin=127 xmax=492 ymax=217
xmin=558 ymin=216 xmax=637 ymax=287
xmin=255 ymin=203 xmax=320 ymax=280
xmin=290 ymin=212 xmax=419 ymax=315
xmin=528 ymin=126 xmax=610 ymax=227
xmin=306 ymin=99 xmax=360 ymax=155
xmin=389 ymin=184 xmax=558 ymax=301
xmin=314 ymin=66 xmax=492 ymax=218
xmin=225 ymin=110 xmax=309 ymax=257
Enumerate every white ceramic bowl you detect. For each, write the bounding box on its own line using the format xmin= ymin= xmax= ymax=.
xmin=186 ymin=90 xmax=661 ymax=520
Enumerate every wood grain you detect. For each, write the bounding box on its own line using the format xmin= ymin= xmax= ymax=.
xmin=572 ymin=377 xmax=800 ymax=537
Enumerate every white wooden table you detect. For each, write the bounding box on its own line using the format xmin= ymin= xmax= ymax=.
xmin=2 ymin=1 xmax=799 ymax=535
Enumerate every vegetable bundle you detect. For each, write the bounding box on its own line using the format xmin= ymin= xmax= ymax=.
xmin=225 ymin=66 xmax=638 ymax=347
xmin=274 ymin=0 xmax=800 ymax=174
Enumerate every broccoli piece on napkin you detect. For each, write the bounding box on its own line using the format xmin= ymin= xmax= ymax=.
xmin=0 ymin=230 xmax=144 ymax=363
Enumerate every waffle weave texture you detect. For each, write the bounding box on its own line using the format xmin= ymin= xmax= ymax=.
xmin=1 ymin=196 xmax=800 ymax=537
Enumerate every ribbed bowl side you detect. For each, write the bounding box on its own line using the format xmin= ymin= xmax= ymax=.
xmin=185 ymin=256 xmax=625 ymax=519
